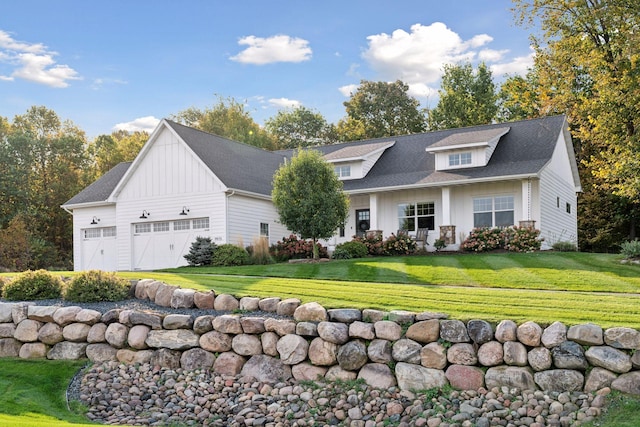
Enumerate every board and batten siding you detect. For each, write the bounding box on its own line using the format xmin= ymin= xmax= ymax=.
xmin=71 ymin=205 xmax=116 ymax=271
xmin=538 ymin=133 xmax=579 ymax=248
xmin=226 ymin=194 xmax=289 ymax=247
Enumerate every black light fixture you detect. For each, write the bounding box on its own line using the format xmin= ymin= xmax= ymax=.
xmin=179 ymin=206 xmax=190 ymax=215
xmin=90 ymin=216 xmax=100 ymax=225
xmin=140 ymin=210 xmax=150 ymax=219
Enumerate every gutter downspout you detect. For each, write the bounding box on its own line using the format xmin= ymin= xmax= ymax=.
xmin=225 ymin=190 xmax=235 ymax=244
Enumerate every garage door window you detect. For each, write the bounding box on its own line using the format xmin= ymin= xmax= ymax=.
xmin=154 ymin=222 xmax=170 ymax=232
xmin=83 ymin=229 xmax=101 ymax=239
xmin=174 ymin=220 xmax=190 ymax=231
xmin=102 ymin=227 xmax=116 ymax=237
xmin=134 ymin=223 xmax=151 ymax=234
xmin=193 ymin=218 xmax=210 ymax=229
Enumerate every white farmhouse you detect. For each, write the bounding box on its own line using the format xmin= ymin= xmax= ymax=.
xmin=62 ymin=115 xmax=581 ymax=271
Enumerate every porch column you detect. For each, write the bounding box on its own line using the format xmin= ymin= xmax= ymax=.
xmin=521 ymin=179 xmax=531 ymax=221
xmin=439 ymin=186 xmax=456 ymax=244
xmin=369 ymin=194 xmax=379 ymax=230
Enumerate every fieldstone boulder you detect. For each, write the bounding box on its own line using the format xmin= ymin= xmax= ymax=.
xmin=47 ymin=342 xmax=87 ymax=360
xmin=258 ymin=297 xmax=280 ymax=312
xmin=374 ymin=320 xmax=402 ymax=341
xmin=232 ymin=334 xmax=263 ymax=356
xmin=213 ymin=294 xmax=239 ymax=311
xmin=317 ymin=322 xmax=349 ymax=344
xmin=495 ymin=320 xmax=518 ymax=343
xmin=362 ymin=309 xmax=386 ymax=323
xmin=292 ymin=363 xmax=327 ymax=381
xmin=611 ymin=371 xmax=640 ymax=395
xmin=146 ymin=330 xmax=199 ymax=350
xmin=264 ymin=318 xmax=296 ymax=336
xmin=261 ymin=332 xmax=279 ymax=357
xmin=388 ymin=310 xmax=415 ymax=324
xmin=395 ymin=362 xmax=448 ymax=391
xmin=420 ymin=342 xmax=447 ymax=369
xmin=150 ymin=348 xmax=181 ymax=368
xmin=105 ymin=323 xmax=128 ymax=348
xmin=240 ymin=355 xmax=291 ymax=382
xmin=296 ymin=322 xmax=317 ymax=337
xmin=62 ymin=323 xmax=92 ymax=342
xmin=144 ymin=280 xmax=163 ymax=300
xmin=129 ymin=311 xmax=162 ymax=329
xmin=239 ymin=296 xmax=260 ymax=311
xmin=528 ymin=347 xmax=553 ymax=371
xmin=358 ymin=363 xmax=396 ymax=389
xmin=14 ymin=319 xmax=42 ymax=342
xmin=446 ymin=365 xmax=485 ymax=390
xmin=193 ymin=315 xmax=215 ymax=334
xmin=128 ymin=325 xmax=150 ymax=349
xmin=53 ymin=306 xmax=82 ymax=326
xmin=27 ymin=306 xmax=57 ymax=322
xmin=180 ymin=348 xmax=215 ymax=370
xmin=517 ymin=321 xmax=542 ymax=347
xmin=117 ymin=349 xmax=154 ymax=365
xmin=567 ymin=323 xmax=603 ymax=345
xmin=585 ymin=346 xmax=632 ymax=373
xmin=534 ymin=369 xmax=584 ymax=392
xmin=212 ymin=315 xmax=243 ymax=334
xmin=308 ymin=337 xmax=338 ymax=366
xmin=0 ymin=323 xmax=16 ymax=339
xmin=604 ymin=327 xmax=640 ymax=350
xmin=277 ymin=334 xmax=308 ymax=364
xmin=326 ymin=366 xmax=357 ymax=381
xmin=240 ymin=317 xmax=266 ymax=334
xmin=154 ymin=284 xmax=178 ymax=307
xmin=134 ymin=279 xmax=152 ymax=299
xmin=504 ymin=341 xmax=528 ymax=366
xmin=277 ymin=298 xmax=301 ymax=316
xmin=367 ymin=339 xmax=392 ymax=364
xmin=328 ymin=308 xmax=361 ymax=323
xmin=447 ymin=343 xmax=477 ymax=365
xmin=12 ymin=303 xmax=30 ymax=324
xmin=440 ymin=320 xmax=470 ymax=343
xmin=477 ymin=341 xmax=503 ymax=366
xmin=75 ymin=309 xmax=102 ymax=325
xmin=213 ymin=351 xmax=247 ymax=375
xmin=349 ymin=321 xmax=375 ymax=340
xmin=38 ymin=322 xmax=63 ymax=345
xmin=194 ymin=291 xmax=215 ymax=309
xmin=552 ymin=341 xmax=588 ymax=370
xmin=541 ymin=321 xmax=567 ymax=348
xmin=337 ymin=340 xmax=368 ymax=370
xmin=171 ymin=288 xmax=195 ymax=309
xmin=633 ymin=352 xmax=640 ymax=369
xmin=0 ymin=303 xmax=15 ymax=323
xmin=392 ymin=338 xmax=422 ymax=364
xmin=199 ymin=330 xmax=232 ymax=352
xmin=19 ymin=342 xmax=47 ymax=359
xmin=86 ymin=343 xmax=118 ymax=362
xmin=405 ymin=319 xmax=440 ymax=344
xmin=101 ymin=309 xmax=121 ymax=324
xmin=0 ymin=338 xmax=22 ymax=357
xmin=485 ymin=366 xmax=537 ymax=391
xmin=467 ymin=319 xmax=493 ymax=344
xmin=118 ymin=310 xmax=133 ymax=325
xmin=87 ymin=323 xmax=107 ymax=343
xmin=584 ymin=367 xmax=618 ymax=392
xmin=163 ymin=314 xmax=193 ymax=330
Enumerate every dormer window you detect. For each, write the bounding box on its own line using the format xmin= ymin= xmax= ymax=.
xmin=335 ymin=165 xmax=351 ymax=178
xmin=449 ymin=152 xmax=472 ymax=167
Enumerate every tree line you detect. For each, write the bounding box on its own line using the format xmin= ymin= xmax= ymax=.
xmin=1 ymin=0 xmax=637 ymax=270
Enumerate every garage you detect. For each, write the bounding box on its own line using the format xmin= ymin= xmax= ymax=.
xmin=81 ymin=227 xmax=117 ymax=271
xmin=132 ymin=217 xmax=210 ymax=270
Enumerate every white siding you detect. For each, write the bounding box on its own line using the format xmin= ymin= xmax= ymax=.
xmin=226 ymin=194 xmax=290 ymax=248
xmin=70 ymin=205 xmax=116 ymax=271
xmin=538 ymin=134 xmax=579 ymax=248
xmin=434 ymin=146 xmax=486 ymax=170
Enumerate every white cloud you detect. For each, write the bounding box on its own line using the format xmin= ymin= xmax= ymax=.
xmin=338 ymin=84 xmax=359 ymax=97
xmin=478 ymin=48 xmax=509 ymax=62
xmin=113 ymin=116 xmax=160 ymax=133
xmin=490 ymin=48 xmax=535 ymax=77
xmin=0 ymin=30 xmax=81 ymax=88
xmin=406 ymin=82 xmax=438 ymax=100
xmin=268 ymin=98 xmax=301 ymax=108
xmin=230 ymin=35 xmax=312 ymax=65
xmin=91 ymin=77 xmax=128 ymax=90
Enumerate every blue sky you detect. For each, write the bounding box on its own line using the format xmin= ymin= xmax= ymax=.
xmin=1 ymin=0 xmax=535 ymax=139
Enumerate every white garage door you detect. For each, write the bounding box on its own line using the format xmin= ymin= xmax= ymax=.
xmin=132 ymin=217 xmax=210 ymax=270
xmin=81 ymin=227 xmax=117 ymax=271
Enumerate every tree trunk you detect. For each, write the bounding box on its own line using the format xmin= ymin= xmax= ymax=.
xmin=312 ymin=238 xmax=319 ymax=259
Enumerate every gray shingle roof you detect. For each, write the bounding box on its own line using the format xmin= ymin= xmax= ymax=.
xmin=323 ymin=140 xmax=395 ymax=161
xmin=428 ymin=127 xmax=510 ymax=150
xmin=63 ymin=162 xmax=131 ymax=206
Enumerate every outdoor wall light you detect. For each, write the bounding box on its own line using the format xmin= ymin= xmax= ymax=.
xmin=179 ymin=206 xmax=190 ymax=215
xmin=140 ymin=210 xmax=150 ymax=219
xmin=90 ymin=216 xmax=100 ymax=225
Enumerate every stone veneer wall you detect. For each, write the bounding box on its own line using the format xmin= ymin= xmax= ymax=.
xmin=1 ymin=278 xmax=639 ymax=396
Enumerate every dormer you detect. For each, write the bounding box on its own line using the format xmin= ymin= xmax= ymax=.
xmin=324 ymin=140 xmax=395 ymax=180
xmin=426 ymin=127 xmax=510 ymax=171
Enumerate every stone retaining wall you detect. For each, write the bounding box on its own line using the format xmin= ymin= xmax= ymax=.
xmin=1 ymin=279 xmax=639 ymax=396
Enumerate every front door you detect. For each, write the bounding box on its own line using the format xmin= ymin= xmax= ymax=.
xmin=355 ymin=209 xmax=370 ymax=238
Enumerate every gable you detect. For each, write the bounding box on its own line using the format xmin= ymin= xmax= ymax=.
xmin=426 ymin=127 xmax=510 ymax=171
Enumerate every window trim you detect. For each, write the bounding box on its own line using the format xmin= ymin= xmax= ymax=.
xmin=397 ymin=201 xmax=435 ymax=232
xmin=473 ymin=195 xmax=515 ymax=228
xmin=334 ymin=165 xmax=351 ymax=178
xmin=260 ymin=222 xmax=269 ymax=238
xmin=448 ymin=152 xmax=472 ymax=167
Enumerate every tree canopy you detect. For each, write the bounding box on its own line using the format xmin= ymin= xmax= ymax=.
xmin=264 ymin=106 xmax=336 ymax=149
xmin=271 ymin=150 xmax=349 ymax=258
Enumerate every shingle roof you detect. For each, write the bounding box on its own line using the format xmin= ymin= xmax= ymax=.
xmin=428 ymin=127 xmax=510 ymax=150
xmin=63 ymin=162 xmax=131 ymax=206
xmin=323 ymin=140 xmax=395 ymax=161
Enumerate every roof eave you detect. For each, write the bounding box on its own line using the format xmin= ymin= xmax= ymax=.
xmin=60 ymin=201 xmax=116 ymax=210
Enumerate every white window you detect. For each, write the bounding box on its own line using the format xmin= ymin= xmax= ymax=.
xmin=193 ymin=218 xmax=210 ymax=229
xmin=83 ymin=229 xmax=101 ymax=239
xmin=134 ymin=223 xmax=151 ymax=234
xmin=174 ymin=220 xmax=190 ymax=231
xmin=398 ymin=202 xmax=435 ymax=231
xmin=260 ymin=222 xmax=269 ymax=237
xmin=473 ymin=196 xmax=514 ymax=228
xmin=334 ymin=165 xmax=351 ymax=177
xmin=566 ymin=203 xmax=571 ymax=214
xmin=448 ymin=152 xmax=472 ymax=166
xmin=102 ymin=227 xmax=116 ymax=237
xmin=154 ymin=222 xmax=170 ymax=232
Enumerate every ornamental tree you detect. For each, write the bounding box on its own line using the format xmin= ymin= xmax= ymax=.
xmin=272 ymin=149 xmax=349 ymax=259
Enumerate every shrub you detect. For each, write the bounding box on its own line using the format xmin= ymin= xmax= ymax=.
xmin=352 ymin=233 xmax=385 ymax=256
xmin=334 ymin=241 xmax=369 ymax=259
xmin=552 ymin=241 xmax=577 ymax=252
xmin=461 ymin=227 xmax=503 ymax=252
xmin=331 ymin=247 xmax=352 ymax=259
xmin=248 ymin=237 xmax=273 ymax=265
xmin=383 ymin=233 xmax=417 ymax=255
xmin=503 ymin=226 xmax=542 ymax=252
xmin=212 ymin=244 xmax=250 ymax=266
xmin=184 ymin=236 xmax=216 ymax=266
xmin=461 ymin=226 xmax=542 ymax=253
xmin=270 ymin=235 xmax=328 ymax=262
xmin=65 ymin=270 xmax=130 ymax=302
xmin=620 ymin=240 xmax=640 ymax=259
xmin=434 ymin=238 xmax=446 ymax=251
xmin=2 ymin=270 xmax=63 ymax=301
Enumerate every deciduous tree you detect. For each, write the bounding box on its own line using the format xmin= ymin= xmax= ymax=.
xmin=265 ymin=106 xmax=335 ymax=149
